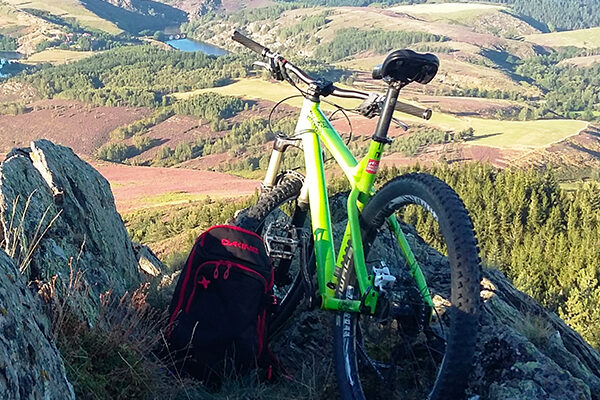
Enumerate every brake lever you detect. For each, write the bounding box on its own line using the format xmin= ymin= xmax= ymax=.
xmin=356 ymin=93 xmax=383 ymax=119
xmin=253 ymin=61 xmax=271 ymax=72
xmin=252 ymin=59 xmax=285 ymax=81
xmin=391 ymin=117 xmax=409 ymax=131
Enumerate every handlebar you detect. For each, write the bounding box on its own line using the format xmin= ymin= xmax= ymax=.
xmin=231 ymin=30 xmax=432 ymax=121
xmin=395 ymin=101 xmax=432 ymax=120
xmin=232 ymin=30 xmax=269 ymax=56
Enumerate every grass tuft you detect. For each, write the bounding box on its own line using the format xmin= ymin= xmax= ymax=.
xmin=514 ymin=313 xmax=554 ymax=348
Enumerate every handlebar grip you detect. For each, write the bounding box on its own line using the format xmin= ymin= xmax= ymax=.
xmin=231 ymin=30 xmax=268 ymax=56
xmin=395 ymin=101 xmax=432 ymax=120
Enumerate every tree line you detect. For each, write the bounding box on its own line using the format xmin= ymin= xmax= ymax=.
xmin=0 ymin=33 xmax=17 ymax=51
xmin=374 ymin=163 xmax=600 ymax=348
xmin=512 ymin=0 xmax=600 ymax=31
xmin=24 ymin=45 xmax=249 ymax=107
xmin=314 ymin=28 xmax=445 ymax=62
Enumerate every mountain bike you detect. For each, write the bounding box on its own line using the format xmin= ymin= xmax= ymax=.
xmin=231 ymin=30 xmax=481 ymax=400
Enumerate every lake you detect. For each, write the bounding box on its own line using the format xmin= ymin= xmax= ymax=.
xmin=0 ymin=52 xmax=22 ymax=78
xmin=166 ymin=38 xmax=228 ymax=56
xmin=0 ymin=59 xmax=12 ymax=78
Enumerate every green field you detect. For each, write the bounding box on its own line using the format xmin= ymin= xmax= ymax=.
xmin=4 ymin=0 xmax=122 ymax=34
xmin=525 ymin=27 xmax=600 ymax=48
xmin=25 ymin=48 xmax=97 ymax=65
xmin=188 ymin=78 xmax=586 ymax=151
xmin=400 ymin=111 xmax=587 ymax=150
xmin=139 ymin=191 xmax=209 ymax=207
xmin=173 ymin=79 xmax=365 ymax=111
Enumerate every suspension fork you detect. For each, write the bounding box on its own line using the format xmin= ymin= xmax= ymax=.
xmin=387 ymin=216 xmax=435 ymax=311
xmin=262 ymin=136 xmax=302 ymax=190
xmin=261 ymin=136 xmax=310 ymax=284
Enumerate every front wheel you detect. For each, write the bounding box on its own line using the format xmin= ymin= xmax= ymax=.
xmin=333 ymin=173 xmax=481 ymax=400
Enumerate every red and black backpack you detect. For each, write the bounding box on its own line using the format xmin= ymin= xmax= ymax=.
xmin=166 ymin=225 xmax=279 ymax=382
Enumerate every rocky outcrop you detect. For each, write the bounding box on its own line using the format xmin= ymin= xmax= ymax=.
xmin=133 ymin=243 xmax=166 ymax=277
xmin=475 ymin=269 xmax=600 ymax=399
xmin=390 ymin=212 xmax=600 ymax=399
xmin=0 ymin=249 xmax=75 ymax=400
xmin=291 ymin=193 xmax=600 ymax=400
xmin=0 ymin=140 xmax=141 ymax=322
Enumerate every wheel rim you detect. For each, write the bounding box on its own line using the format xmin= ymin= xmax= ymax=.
xmin=339 ymin=202 xmax=476 ymax=400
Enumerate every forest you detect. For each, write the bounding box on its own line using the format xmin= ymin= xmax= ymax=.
xmin=323 ymin=163 xmax=600 ymax=349
xmin=314 ymin=28 xmax=444 ymax=62
xmin=24 ymin=46 xmax=249 ymax=107
xmin=512 ymin=0 xmax=600 ymax=31
xmin=0 ymin=33 xmax=17 ymax=52
xmin=274 ymin=0 xmax=600 ymax=31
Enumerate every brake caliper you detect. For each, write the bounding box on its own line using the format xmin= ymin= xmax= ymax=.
xmin=373 ymin=261 xmax=397 ymax=292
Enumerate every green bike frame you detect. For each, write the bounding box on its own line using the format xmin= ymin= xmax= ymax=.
xmin=272 ymin=97 xmax=434 ymax=314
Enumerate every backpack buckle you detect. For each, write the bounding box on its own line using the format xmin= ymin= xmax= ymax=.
xmin=262 ymin=293 xmax=278 ymax=311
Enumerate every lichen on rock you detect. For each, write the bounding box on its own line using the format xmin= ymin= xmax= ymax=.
xmin=0 ymin=249 xmax=75 ymax=400
xmin=0 ymin=139 xmax=141 ymax=323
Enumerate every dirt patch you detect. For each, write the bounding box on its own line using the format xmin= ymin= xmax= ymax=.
xmin=382 ymin=143 xmax=523 ymax=169
xmin=94 ymin=162 xmax=260 ymax=212
xmin=0 ymin=99 xmax=151 ymax=155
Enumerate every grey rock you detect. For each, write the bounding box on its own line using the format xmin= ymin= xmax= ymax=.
xmin=0 ymin=140 xmax=141 ymax=322
xmin=133 ymin=242 xmax=166 ymax=277
xmin=0 ymin=249 xmax=75 ymax=400
xmin=476 ymin=269 xmax=600 ymax=400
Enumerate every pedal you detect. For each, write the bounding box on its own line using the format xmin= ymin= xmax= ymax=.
xmin=373 ymin=262 xmax=396 ymax=292
xmin=264 ymin=221 xmax=299 ymax=260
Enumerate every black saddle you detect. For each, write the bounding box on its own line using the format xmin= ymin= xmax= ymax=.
xmin=372 ymin=49 xmax=439 ymax=85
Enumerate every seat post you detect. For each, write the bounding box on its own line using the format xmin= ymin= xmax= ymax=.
xmin=372 ymin=81 xmax=402 ymax=143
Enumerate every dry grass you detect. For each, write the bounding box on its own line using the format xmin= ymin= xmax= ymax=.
xmin=514 ymin=313 xmax=554 ymax=348
xmin=389 ymin=2 xmax=505 ymax=21
xmin=24 ymin=49 xmax=98 ymax=65
xmin=558 ymin=54 xmax=600 ymax=68
xmin=3 ymin=0 xmax=122 ymax=34
xmin=525 ymin=27 xmax=600 ymax=49
xmin=36 ymin=253 xmax=335 ymax=399
xmin=0 ymin=191 xmax=62 ymax=275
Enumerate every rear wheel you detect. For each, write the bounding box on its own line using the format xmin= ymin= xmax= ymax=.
xmin=235 ymin=174 xmax=312 ymax=336
xmin=333 ymin=173 xmax=480 ymax=400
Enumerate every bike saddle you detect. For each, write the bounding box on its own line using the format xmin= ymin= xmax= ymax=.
xmin=372 ymin=49 xmax=439 ymax=84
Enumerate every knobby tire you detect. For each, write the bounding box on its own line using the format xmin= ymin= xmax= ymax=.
xmin=333 ymin=173 xmax=481 ymax=400
xmin=235 ymin=175 xmax=309 ymax=337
